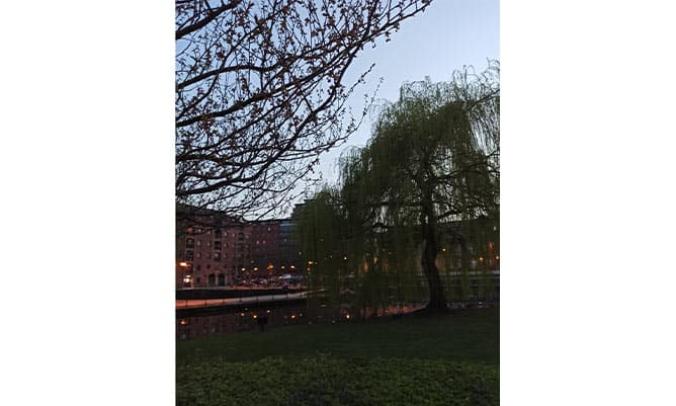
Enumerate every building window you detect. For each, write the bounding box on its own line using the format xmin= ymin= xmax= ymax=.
xmin=185 ymin=250 xmax=193 ymax=260
xmin=214 ymin=240 xmax=222 ymax=250
xmin=196 ymin=240 xmax=201 ymax=247
xmin=186 ymin=238 xmax=194 ymax=248
xmin=196 ymin=252 xmax=201 ymax=259
xmin=214 ymin=252 xmax=221 ymax=261
xmin=215 ymin=229 xmax=222 ymax=238
xmin=208 ymin=274 xmax=215 ymax=286
xmin=218 ymin=273 xmax=225 ymax=286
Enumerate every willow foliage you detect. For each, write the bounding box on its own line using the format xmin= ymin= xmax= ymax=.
xmin=298 ymin=63 xmax=499 ymax=313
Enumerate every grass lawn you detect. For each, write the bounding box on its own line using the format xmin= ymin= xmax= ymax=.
xmin=177 ymin=307 xmax=499 ymax=405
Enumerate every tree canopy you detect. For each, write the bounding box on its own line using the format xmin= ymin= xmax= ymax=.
xmin=175 ymin=0 xmax=434 ymax=220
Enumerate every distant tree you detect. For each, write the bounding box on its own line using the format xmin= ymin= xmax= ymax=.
xmin=299 ymin=63 xmax=499 ymax=312
xmin=176 ymin=0 xmax=433 ymax=220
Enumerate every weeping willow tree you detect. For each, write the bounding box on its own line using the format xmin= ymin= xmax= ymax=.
xmin=295 ymin=187 xmax=346 ymax=311
xmin=298 ymin=63 xmax=499 ymax=313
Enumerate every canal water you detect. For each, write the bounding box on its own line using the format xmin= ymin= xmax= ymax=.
xmin=176 ymin=302 xmax=428 ymax=340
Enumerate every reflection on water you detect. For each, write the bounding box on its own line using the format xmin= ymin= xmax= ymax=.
xmin=176 ymin=300 xmax=499 ymax=340
xmin=176 ymin=303 xmax=428 ymax=340
xmin=177 ymin=304 xmax=327 ymax=340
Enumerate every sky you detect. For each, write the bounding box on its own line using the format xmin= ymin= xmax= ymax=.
xmin=306 ymin=0 xmax=499 ymax=194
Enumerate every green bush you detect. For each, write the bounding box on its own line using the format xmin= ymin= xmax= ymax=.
xmin=177 ymin=355 xmax=498 ymax=406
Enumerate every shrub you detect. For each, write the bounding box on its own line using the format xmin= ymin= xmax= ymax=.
xmin=177 ymin=355 xmax=498 ymax=406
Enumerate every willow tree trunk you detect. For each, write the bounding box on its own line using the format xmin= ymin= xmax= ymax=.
xmin=421 ymin=209 xmax=448 ymax=312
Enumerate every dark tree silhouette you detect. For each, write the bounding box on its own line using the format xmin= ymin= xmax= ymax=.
xmin=176 ymin=0 xmax=433 ymax=219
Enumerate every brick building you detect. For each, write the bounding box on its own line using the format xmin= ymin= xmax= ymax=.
xmin=176 ymin=223 xmax=244 ymax=288
xmin=176 ymin=206 xmax=302 ymax=288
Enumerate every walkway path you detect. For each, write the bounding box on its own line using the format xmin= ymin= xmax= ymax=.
xmin=176 ymin=291 xmax=310 ymax=310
